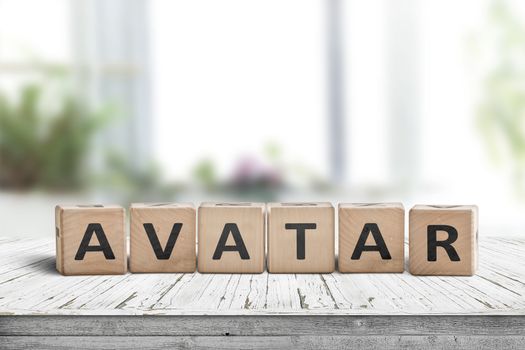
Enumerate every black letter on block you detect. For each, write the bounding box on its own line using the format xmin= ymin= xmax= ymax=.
xmin=285 ymin=223 xmax=317 ymax=260
xmin=427 ymin=225 xmax=460 ymax=262
xmin=213 ymin=223 xmax=250 ymax=260
xmin=75 ymin=223 xmax=115 ymax=260
xmin=351 ymin=223 xmax=392 ymax=260
xmin=143 ymin=223 xmax=183 ymax=260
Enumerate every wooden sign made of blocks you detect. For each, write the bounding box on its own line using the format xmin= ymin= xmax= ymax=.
xmin=338 ymin=203 xmax=405 ymax=273
xmin=409 ymin=205 xmax=478 ymax=276
xmin=267 ymin=202 xmax=335 ymax=273
xmin=55 ymin=205 xmax=126 ymax=275
xmin=197 ymin=202 xmax=265 ymax=273
xmin=130 ymin=203 xmax=196 ymax=273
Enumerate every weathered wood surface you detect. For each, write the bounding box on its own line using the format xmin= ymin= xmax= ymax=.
xmin=1 ymin=237 xmax=525 ymax=348
xmin=2 ymin=335 xmax=525 ymax=350
xmin=0 ymin=236 xmax=524 ymax=316
xmin=1 ymin=315 xmax=525 ymax=336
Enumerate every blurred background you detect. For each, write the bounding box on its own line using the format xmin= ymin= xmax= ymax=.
xmin=1 ymin=0 xmax=524 ymax=237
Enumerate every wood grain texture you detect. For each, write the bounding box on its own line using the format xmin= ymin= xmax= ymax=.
xmin=55 ymin=205 xmax=126 ymax=275
xmin=198 ymin=203 xmax=265 ymax=273
xmin=409 ymin=205 xmax=478 ymax=276
xmin=267 ymin=202 xmax=335 ymax=273
xmin=130 ymin=203 xmax=195 ymax=273
xmin=1 ymin=315 xmax=525 ymax=350
xmin=1 ymin=237 xmax=524 ymax=316
xmin=2 ymin=335 xmax=525 ymax=350
xmin=2 ymin=315 xmax=525 ymax=336
xmin=339 ymin=203 xmax=404 ymax=273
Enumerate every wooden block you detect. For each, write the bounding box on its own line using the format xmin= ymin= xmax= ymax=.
xmin=198 ymin=202 xmax=265 ymax=273
xmin=55 ymin=205 xmax=126 ymax=275
xmin=338 ymin=203 xmax=405 ymax=273
xmin=130 ymin=203 xmax=196 ymax=273
xmin=409 ymin=205 xmax=478 ymax=276
xmin=267 ymin=202 xmax=335 ymax=273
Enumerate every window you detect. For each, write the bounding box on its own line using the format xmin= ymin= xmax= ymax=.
xmin=0 ymin=0 xmax=71 ymax=91
xmin=150 ymin=0 xmax=329 ymax=184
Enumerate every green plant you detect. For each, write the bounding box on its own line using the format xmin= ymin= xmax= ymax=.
xmin=193 ymin=159 xmax=217 ymax=190
xmin=97 ymin=151 xmax=180 ymax=203
xmin=477 ymin=0 xmax=525 ymax=195
xmin=0 ymin=83 xmax=108 ymax=191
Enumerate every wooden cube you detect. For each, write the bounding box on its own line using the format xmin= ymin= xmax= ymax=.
xmin=130 ymin=203 xmax=196 ymax=273
xmin=409 ymin=205 xmax=478 ymax=276
xmin=55 ymin=205 xmax=126 ymax=275
xmin=339 ymin=203 xmax=405 ymax=273
xmin=198 ymin=202 xmax=265 ymax=273
xmin=267 ymin=202 xmax=335 ymax=273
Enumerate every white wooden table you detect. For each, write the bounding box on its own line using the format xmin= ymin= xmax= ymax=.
xmin=1 ymin=236 xmax=524 ymax=349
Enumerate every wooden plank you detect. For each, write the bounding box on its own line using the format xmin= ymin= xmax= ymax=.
xmin=223 ymin=273 xmax=269 ymax=310
xmin=2 ymin=335 xmax=525 ymax=350
xmin=1 ymin=315 xmax=525 ymax=336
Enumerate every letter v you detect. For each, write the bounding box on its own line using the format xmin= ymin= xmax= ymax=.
xmin=143 ymin=223 xmax=183 ymax=260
